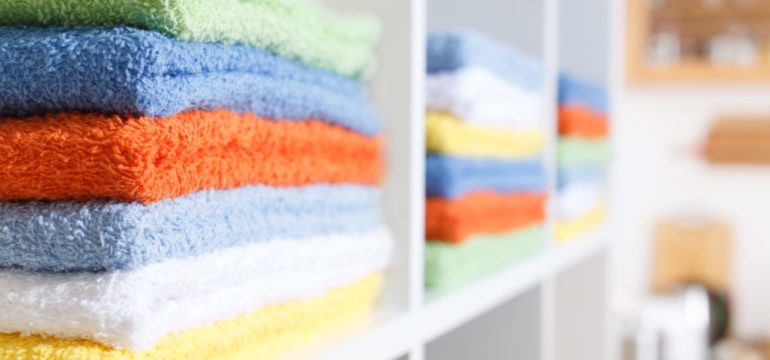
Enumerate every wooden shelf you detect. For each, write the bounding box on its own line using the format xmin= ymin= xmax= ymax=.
xmin=628 ymin=62 xmax=770 ymax=83
xmin=627 ymin=0 xmax=770 ymax=83
xmin=652 ymin=0 xmax=770 ymax=19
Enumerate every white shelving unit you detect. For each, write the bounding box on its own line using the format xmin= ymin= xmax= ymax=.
xmin=286 ymin=0 xmax=612 ymax=359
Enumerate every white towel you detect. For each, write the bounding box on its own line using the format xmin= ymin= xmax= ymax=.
xmin=0 ymin=227 xmax=393 ymax=351
xmin=426 ymin=66 xmax=545 ymax=130
xmin=557 ymin=183 xmax=605 ymax=221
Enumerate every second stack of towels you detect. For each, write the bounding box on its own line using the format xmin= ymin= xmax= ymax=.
xmin=0 ymin=0 xmax=392 ymax=359
xmin=556 ymin=74 xmax=610 ymax=243
xmin=424 ymin=30 xmax=548 ymax=291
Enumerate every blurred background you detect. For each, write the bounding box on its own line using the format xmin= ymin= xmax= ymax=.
xmin=615 ymin=0 xmax=770 ymax=359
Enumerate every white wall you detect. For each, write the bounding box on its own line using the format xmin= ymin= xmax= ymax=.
xmin=606 ymin=0 xmax=770 ymax=342
xmin=612 ymin=84 xmax=770 ymax=339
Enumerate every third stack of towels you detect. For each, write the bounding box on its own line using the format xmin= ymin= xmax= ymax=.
xmin=556 ymin=74 xmax=610 ymax=243
xmin=424 ymin=30 xmax=548 ymax=291
xmin=0 ymin=0 xmax=392 ymax=358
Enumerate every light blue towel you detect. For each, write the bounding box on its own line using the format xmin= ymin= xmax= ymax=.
xmin=0 ymin=27 xmax=379 ymax=135
xmin=559 ymin=73 xmax=607 ymax=112
xmin=427 ymin=29 xmax=544 ymax=92
xmin=558 ymin=166 xmax=606 ymax=189
xmin=0 ymin=185 xmax=382 ymax=272
xmin=427 ymin=154 xmax=547 ymax=199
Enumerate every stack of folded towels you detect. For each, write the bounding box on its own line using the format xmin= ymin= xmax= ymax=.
xmin=0 ymin=1 xmax=393 ymax=359
xmin=424 ymin=30 xmax=548 ymax=291
xmin=555 ymin=74 xmax=610 ymax=243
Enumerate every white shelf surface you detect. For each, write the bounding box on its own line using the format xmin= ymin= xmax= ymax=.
xmin=287 ymin=229 xmax=608 ymax=360
xmin=283 ymin=310 xmax=414 ymax=360
xmin=422 ymin=228 xmax=607 ymax=342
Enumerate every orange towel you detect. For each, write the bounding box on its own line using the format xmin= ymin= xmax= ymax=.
xmin=426 ymin=192 xmax=546 ymax=243
xmin=558 ymin=105 xmax=608 ymax=138
xmin=0 ymin=110 xmax=382 ymax=203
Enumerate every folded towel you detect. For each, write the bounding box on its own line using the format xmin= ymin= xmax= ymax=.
xmin=0 ymin=228 xmax=391 ymax=350
xmin=0 ymin=1 xmax=380 ymax=78
xmin=428 ymin=30 xmax=544 ymax=91
xmin=427 ymin=111 xmax=544 ymax=158
xmin=426 ymin=191 xmax=546 ymax=243
xmin=558 ymin=137 xmax=611 ymax=168
xmin=426 ymin=66 xmax=545 ymax=130
xmin=557 ymin=183 xmax=604 ymax=221
xmin=559 ymin=74 xmax=607 ymax=112
xmin=427 ymin=154 xmax=546 ymax=198
xmin=0 ymin=27 xmax=378 ymax=134
xmin=0 ymin=184 xmax=382 ymax=272
xmin=426 ymin=226 xmax=544 ymax=291
xmin=558 ymin=166 xmax=606 ymax=189
xmin=556 ymin=203 xmax=605 ymax=243
xmin=0 ymin=274 xmax=382 ymax=360
xmin=0 ymin=110 xmax=382 ymax=203
xmin=559 ymin=105 xmax=609 ymax=138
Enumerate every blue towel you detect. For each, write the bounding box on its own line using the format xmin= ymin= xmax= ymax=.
xmin=427 ymin=29 xmax=544 ymax=92
xmin=427 ymin=154 xmax=547 ymax=198
xmin=0 ymin=27 xmax=379 ymax=136
xmin=559 ymin=74 xmax=607 ymax=112
xmin=0 ymin=185 xmax=382 ymax=272
xmin=558 ymin=166 xmax=606 ymax=189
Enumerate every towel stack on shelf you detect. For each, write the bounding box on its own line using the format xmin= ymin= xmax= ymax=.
xmin=0 ymin=1 xmax=393 ymax=358
xmin=424 ymin=30 xmax=548 ymax=291
xmin=556 ymin=74 xmax=610 ymax=243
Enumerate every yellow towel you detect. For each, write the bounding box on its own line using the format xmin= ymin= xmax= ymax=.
xmin=556 ymin=204 xmax=605 ymax=244
xmin=426 ymin=111 xmax=544 ymax=158
xmin=0 ymin=274 xmax=382 ymax=360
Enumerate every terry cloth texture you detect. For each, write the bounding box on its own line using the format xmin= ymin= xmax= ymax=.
xmin=0 ymin=1 xmax=381 ymax=78
xmin=559 ymin=74 xmax=607 ymax=112
xmin=0 ymin=27 xmax=379 ymax=134
xmin=559 ymin=106 xmax=609 ymax=138
xmin=427 ymin=111 xmax=544 ymax=158
xmin=426 ymin=154 xmax=546 ymax=199
xmin=426 ymin=66 xmax=544 ymax=130
xmin=556 ymin=203 xmax=606 ymax=243
xmin=0 ymin=110 xmax=383 ymax=203
xmin=0 ymin=273 xmax=383 ymax=360
xmin=426 ymin=192 xmax=546 ymax=243
xmin=0 ymin=185 xmax=382 ymax=272
xmin=558 ymin=138 xmax=611 ymax=168
xmin=426 ymin=226 xmax=544 ymax=291
xmin=427 ymin=30 xmax=544 ymax=92
xmin=0 ymin=228 xmax=392 ymax=350
xmin=557 ymin=183 xmax=604 ymax=221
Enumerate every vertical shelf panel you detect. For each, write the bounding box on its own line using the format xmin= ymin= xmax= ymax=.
xmin=541 ymin=0 xmax=559 ymax=359
xmin=554 ymin=0 xmax=611 ymax=359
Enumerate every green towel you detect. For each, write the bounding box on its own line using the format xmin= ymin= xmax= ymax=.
xmin=425 ymin=226 xmax=545 ymax=292
xmin=558 ymin=137 xmax=611 ymax=167
xmin=0 ymin=0 xmax=381 ymax=78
